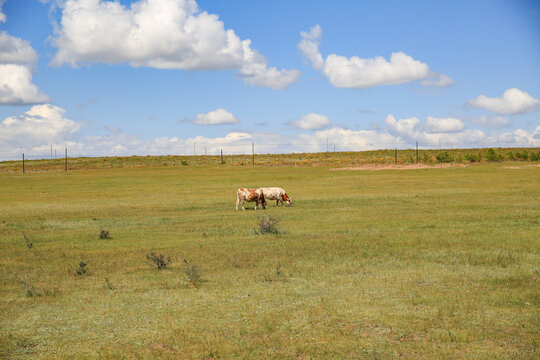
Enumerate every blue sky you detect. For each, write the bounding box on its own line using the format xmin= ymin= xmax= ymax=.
xmin=0 ymin=0 xmax=539 ymax=159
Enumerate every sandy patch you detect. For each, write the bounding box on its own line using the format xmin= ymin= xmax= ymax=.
xmin=504 ymin=164 xmax=540 ymax=169
xmin=332 ymin=163 xmax=469 ymax=171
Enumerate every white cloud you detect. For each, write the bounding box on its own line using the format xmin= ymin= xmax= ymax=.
xmin=0 ymin=104 xmax=81 ymax=147
xmin=0 ymin=32 xmax=38 ymax=65
xmin=51 ymin=0 xmax=300 ymax=89
xmin=384 ymin=114 xmax=422 ymax=138
xmin=467 ymin=115 xmax=511 ymax=128
xmin=419 ymin=74 xmax=454 ymax=88
xmin=0 ymin=65 xmax=50 ymax=105
xmin=0 ymin=1 xmax=5 ymax=23
xmin=467 ymin=88 xmax=540 ymax=114
xmin=289 ymin=113 xmax=331 ymax=130
xmin=425 ymin=116 xmax=465 ymax=133
xmin=0 ymin=31 xmax=49 ymax=105
xmin=185 ymin=108 xmax=239 ymax=125
xmin=298 ymin=25 xmax=452 ymax=89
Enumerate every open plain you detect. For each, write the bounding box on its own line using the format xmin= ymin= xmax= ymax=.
xmin=1 ymin=159 xmax=539 ymax=359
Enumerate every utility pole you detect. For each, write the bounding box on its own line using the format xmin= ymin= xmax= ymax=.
xmin=416 ymin=141 xmax=419 ymax=164
xmin=22 ymin=153 xmax=25 ymax=174
xmin=252 ymin=142 xmax=255 ymax=167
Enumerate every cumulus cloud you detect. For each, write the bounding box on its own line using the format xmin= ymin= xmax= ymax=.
xmin=51 ymin=0 xmax=300 ymax=89
xmin=289 ymin=113 xmax=331 ymax=130
xmin=0 ymin=30 xmax=49 ymax=104
xmin=298 ymin=25 xmax=452 ymax=89
xmin=0 ymin=104 xmax=82 ymax=147
xmin=184 ymin=108 xmax=239 ymax=125
xmin=467 ymin=88 xmax=540 ymax=114
xmin=425 ymin=117 xmax=465 ymax=133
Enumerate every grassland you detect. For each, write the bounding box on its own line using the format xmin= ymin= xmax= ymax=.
xmin=1 ymin=147 xmax=538 ymax=173
xmin=0 ymin=158 xmax=539 ymax=359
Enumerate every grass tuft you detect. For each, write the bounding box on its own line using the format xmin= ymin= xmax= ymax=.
xmin=146 ymin=252 xmax=172 ymax=270
xmin=255 ymin=216 xmax=280 ymax=235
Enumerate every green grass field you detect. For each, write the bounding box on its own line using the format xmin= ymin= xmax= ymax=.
xmin=1 ymin=160 xmax=539 ymax=359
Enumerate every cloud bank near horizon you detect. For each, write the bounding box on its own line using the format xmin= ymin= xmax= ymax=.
xmin=1 ymin=104 xmax=536 ymax=160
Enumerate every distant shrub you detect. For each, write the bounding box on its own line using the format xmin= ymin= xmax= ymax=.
xmin=183 ymin=259 xmax=202 ymax=287
xmin=515 ymin=151 xmax=529 ymax=161
xmin=181 ymin=160 xmax=189 ymax=166
xmin=255 ymin=216 xmax=280 ymax=235
xmin=75 ymin=262 xmax=88 ymax=276
xmin=422 ymin=153 xmax=432 ymax=164
xmin=464 ymin=153 xmax=481 ymax=163
xmin=436 ymin=152 xmax=453 ymax=163
xmin=485 ymin=148 xmax=502 ymax=162
xmin=146 ymin=252 xmax=172 ymax=270
xmin=99 ymin=229 xmax=111 ymax=239
xmin=530 ymin=151 xmax=540 ymax=161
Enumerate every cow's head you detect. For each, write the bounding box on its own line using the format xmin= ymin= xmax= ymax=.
xmin=282 ymin=193 xmax=293 ymax=206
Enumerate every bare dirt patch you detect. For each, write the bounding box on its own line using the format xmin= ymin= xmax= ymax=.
xmin=504 ymin=164 xmax=540 ymax=169
xmin=332 ymin=163 xmax=469 ymax=171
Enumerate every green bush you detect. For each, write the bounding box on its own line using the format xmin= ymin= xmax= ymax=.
xmin=464 ymin=153 xmax=481 ymax=163
xmin=436 ymin=152 xmax=453 ymax=163
xmin=515 ymin=151 xmax=529 ymax=161
xmin=485 ymin=148 xmax=502 ymax=162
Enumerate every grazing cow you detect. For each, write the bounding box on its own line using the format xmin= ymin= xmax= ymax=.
xmin=236 ymin=188 xmax=267 ymax=210
xmin=260 ymin=187 xmax=293 ymax=207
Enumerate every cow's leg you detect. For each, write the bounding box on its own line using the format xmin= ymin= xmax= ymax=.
xmin=236 ymin=196 xmax=240 ymax=210
xmin=276 ymin=199 xmax=279 ymax=207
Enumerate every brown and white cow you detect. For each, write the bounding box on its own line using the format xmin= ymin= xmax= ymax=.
xmin=236 ymin=188 xmax=267 ymax=210
xmin=260 ymin=187 xmax=293 ymax=207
